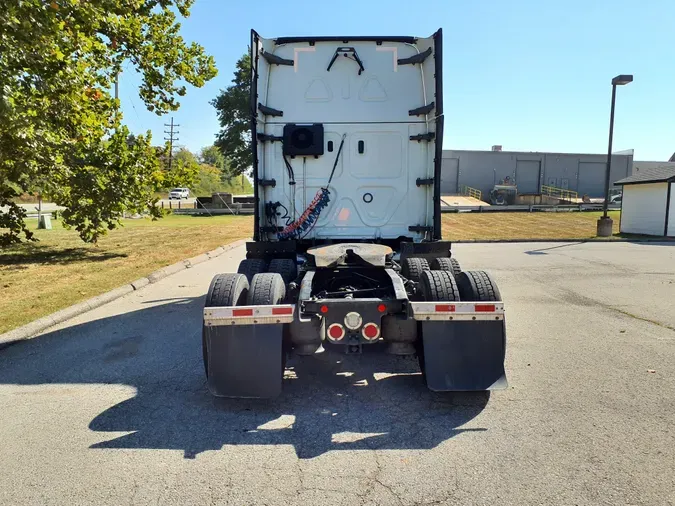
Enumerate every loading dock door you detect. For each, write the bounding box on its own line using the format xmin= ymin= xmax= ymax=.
xmin=441 ymin=158 xmax=459 ymax=194
xmin=578 ymin=162 xmax=606 ymax=197
xmin=516 ymin=160 xmax=541 ymax=194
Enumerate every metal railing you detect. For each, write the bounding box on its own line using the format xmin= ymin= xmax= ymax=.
xmin=461 ymin=185 xmax=482 ymax=201
xmin=441 ymin=202 xmax=620 ymax=213
xmin=541 ymin=185 xmax=578 ymax=201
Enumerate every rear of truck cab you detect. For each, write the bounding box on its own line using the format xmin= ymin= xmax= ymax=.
xmin=200 ymin=29 xmax=507 ymax=399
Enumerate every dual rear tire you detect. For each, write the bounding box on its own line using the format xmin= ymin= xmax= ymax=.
xmin=202 ymin=272 xmax=286 ymax=377
xmin=431 ymin=257 xmax=462 ymax=278
xmin=417 ymin=269 xmax=502 ymax=387
xmin=237 ymin=258 xmax=297 ymax=284
xmin=402 ymin=256 xmax=462 ymax=283
xmin=418 ymin=269 xmax=501 ymax=303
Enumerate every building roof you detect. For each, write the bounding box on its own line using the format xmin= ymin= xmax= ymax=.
xmin=442 ymin=148 xmax=634 ymax=158
xmin=615 ymin=164 xmax=675 ymax=185
xmin=632 ymin=161 xmax=675 ymax=172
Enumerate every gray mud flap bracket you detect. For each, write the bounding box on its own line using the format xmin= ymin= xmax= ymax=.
xmin=412 ymin=302 xmax=507 ymax=391
xmin=203 ymin=305 xmax=294 ymax=398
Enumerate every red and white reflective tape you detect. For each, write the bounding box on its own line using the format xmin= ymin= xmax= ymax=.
xmin=410 ymin=301 xmax=504 ymax=321
xmin=203 ymin=305 xmax=295 ymax=326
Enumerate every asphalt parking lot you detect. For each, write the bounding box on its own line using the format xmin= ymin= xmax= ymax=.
xmin=1 ymin=241 xmax=674 ymax=505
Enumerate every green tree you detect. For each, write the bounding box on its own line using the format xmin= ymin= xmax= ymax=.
xmin=0 ymin=0 xmax=217 ymax=245
xmin=211 ymin=53 xmax=251 ymax=177
xmin=200 ymin=145 xmax=225 ymax=170
xmin=164 ymin=148 xmax=200 ymax=191
xmin=193 ymin=164 xmax=224 ymax=197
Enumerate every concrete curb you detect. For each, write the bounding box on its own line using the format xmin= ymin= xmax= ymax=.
xmin=0 ymin=239 xmax=248 ymax=347
xmin=130 ymin=277 xmax=149 ymax=290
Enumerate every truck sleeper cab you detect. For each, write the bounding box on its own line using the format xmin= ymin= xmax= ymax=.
xmin=201 ymin=29 xmax=507 ymax=398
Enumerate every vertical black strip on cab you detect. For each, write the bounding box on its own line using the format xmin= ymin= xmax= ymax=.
xmin=250 ymin=30 xmax=261 ymax=241
xmin=432 ymin=28 xmax=444 ymax=240
xmin=665 ymin=181 xmax=673 ymax=236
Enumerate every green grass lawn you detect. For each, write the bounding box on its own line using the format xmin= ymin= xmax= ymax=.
xmin=0 ymin=214 xmax=253 ymax=334
xmin=442 ymin=210 xmax=622 ymax=241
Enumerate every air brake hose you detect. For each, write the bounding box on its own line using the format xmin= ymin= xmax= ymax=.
xmin=277 ymin=134 xmax=346 ymax=240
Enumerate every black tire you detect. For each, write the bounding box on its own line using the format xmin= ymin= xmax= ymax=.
xmin=431 ymin=257 xmax=462 ymax=278
xmin=419 ymin=269 xmax=460 ymax=302
xmin=268 ymin=258 xmax=297 ymax=284
xmin=247 ymin=273 xmax=286 ymax=305
xmin=455 ymin=270 xmax=501 ymax=302
xmin=237 ymin=258 xmax=267 ymax=283
xmin=203 ymin=273 xmax=249 ymax=377
xmin=205 ymin=272 xmax=249 ymax=307
xmin=402 ymin=257 xmax=430 ymax=282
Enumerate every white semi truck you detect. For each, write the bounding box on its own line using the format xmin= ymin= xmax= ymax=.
xmin=202 ymin=29 xmax=507 ymax=398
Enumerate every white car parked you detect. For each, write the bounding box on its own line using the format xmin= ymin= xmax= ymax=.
xmin=168 ymin=187 xmax=190 ymax=200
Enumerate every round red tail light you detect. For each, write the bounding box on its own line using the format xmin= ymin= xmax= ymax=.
xmin=320 ymin=305 xmax=329 ymax=314
xmin=377 ymin=304 xmax=386 ymax=313
xmin=327 ymin=323 xmax=345 ymax=341
xmin=362 ymin=323 xmax=380 ymax=341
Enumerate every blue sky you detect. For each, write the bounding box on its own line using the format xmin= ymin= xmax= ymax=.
xmin=119 ymin=0 xmax=674 ymax=161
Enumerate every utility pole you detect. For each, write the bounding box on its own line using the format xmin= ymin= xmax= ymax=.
xmin=163 ymin=117 xmax=180 ymax=170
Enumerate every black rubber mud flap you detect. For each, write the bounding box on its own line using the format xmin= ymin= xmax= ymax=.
xmin=204 ymin=324 xmax=284 ymax=398
xmin=420 ymin=320 xmax=507 ymax=391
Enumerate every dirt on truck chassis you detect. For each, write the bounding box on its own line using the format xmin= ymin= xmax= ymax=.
xmin=201 ymin=29 xmax=507 ymax=398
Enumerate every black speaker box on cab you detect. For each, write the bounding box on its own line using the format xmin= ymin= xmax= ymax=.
xmin=283 ymin=123 xmax=324 ymax=157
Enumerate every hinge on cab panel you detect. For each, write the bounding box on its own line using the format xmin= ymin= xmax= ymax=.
xmin=259 ymin=179 xmax=277 ymax=187
xmin=416 ymin=178 xmax=434 ymax=186
xmin=261 ymin=51 xmax=293 ymax=66
xmin=409 ymin=102 xmax=435 ymax=116
xmin=257 ymin=133 xmax=283 ymax=142
xmin=410 ymin=132 xmax=435 ymax=142
xmin=258 ymin=103 xmax=283 ymax=117
xmin=398 ymin=47 xmax=432 ymax=65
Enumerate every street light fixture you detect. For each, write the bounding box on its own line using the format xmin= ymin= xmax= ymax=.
xmin=611 ymin=75 xmax=633 ymax=86
xmin=597 ymin=74 xmax=633 ymax=237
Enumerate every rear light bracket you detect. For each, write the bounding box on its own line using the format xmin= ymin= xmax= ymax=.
xmin=203 ymin=305 xmax=295 ymax=326
xmin=410 ymin=301 xmax=505 ymax=321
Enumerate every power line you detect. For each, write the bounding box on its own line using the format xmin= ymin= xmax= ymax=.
xmin=127 ymin=92 xmax=141 ymax=123
xmin=163 ymin=117 xmax=180 ymax=170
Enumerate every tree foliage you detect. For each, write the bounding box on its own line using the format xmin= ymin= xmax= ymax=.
xmin=167 ymin=147 xmax=200 ymax=187
xmin=192 ymin=163 xmax=253 ymax=197
xmin=199 ymin=145 xmax=225 ymax=170
xmin=211 ymin=53 xmax=251 ymax=177
xmin=0 ymin=0 xmax=217 ymax=244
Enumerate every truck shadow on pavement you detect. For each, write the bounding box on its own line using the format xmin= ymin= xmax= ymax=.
xmin=0 ymin=296 xmax=490 ymax=459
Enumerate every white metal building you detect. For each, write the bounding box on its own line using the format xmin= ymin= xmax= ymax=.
xmin=615 ymin=166 xmax=675 ymax=237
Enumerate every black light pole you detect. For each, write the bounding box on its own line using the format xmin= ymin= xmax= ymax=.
xmin=597 ymin=74 xmax=633 ymax=236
